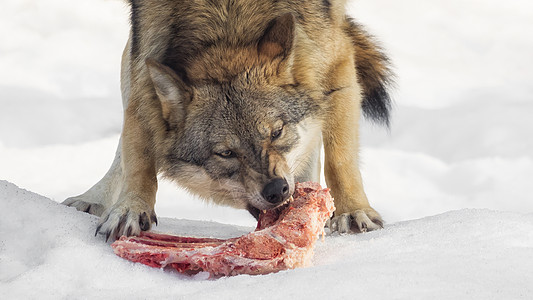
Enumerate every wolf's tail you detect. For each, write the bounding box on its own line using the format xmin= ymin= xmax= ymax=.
xmin=344 ymin=18 xmax=394 ymax=127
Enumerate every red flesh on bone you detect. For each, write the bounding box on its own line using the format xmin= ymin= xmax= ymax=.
xmin=111 ymin=181 xmax=335 ymax=276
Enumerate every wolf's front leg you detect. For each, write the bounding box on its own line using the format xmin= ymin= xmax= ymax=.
xmin=323 ymin=80 xmax=383 ymax=234
xmin=95 ymin=104 xmax=158 ymax=241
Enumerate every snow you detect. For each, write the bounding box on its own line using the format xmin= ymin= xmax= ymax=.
xmin=2 ymin=181 xmax=532 ymax=298
xmin=1 ymin=0 xmax=533 ymax=298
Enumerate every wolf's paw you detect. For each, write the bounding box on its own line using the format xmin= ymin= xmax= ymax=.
xmin=327 ymin=207 xmax=383 ymax=234
xmin=62 ymin=196 xmax=105 ymax=216
xmin=95 ymin=195 xmax=157 ymax=242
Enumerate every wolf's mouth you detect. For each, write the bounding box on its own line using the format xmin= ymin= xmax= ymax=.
xmin=255 ymin=196 xmax=293 ymax=230
xmin=262 ymin=195 xmax=291 ymax=212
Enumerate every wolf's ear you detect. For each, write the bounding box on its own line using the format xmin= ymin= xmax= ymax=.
xmin=257 ymin=13 xmax=295 ymax=60
xmin=146 ymin=59 xmax=191 ymax=125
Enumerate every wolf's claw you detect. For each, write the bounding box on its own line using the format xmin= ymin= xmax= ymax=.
xmin=152 ymin=213 xmax=158 ymax=226
xmin=95 ymin=196 xmax=157 ymax=241
xmin=63 ymin=196 xmax=105 ymax=216
xmin=328 ymin=208 xmax=383 ymax=234
xmin=139 ymin=212 xmax=151 ymax=231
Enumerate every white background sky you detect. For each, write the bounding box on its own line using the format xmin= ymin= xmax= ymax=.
xmin=1 ymin=0 xmax=532 ymax=224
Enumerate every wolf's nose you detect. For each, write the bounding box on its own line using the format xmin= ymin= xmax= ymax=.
xmin=262 ymin=178 xmax=290 ymax=205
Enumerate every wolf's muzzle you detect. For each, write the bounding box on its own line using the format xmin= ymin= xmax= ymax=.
xmin=261 ymin=178 xmax=290 ymax=205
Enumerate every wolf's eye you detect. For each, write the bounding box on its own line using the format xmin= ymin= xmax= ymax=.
xmin=271 ymin=128 xmax=283 ymax=140
xmin=216 ymin=150 xmax=235 ymax=158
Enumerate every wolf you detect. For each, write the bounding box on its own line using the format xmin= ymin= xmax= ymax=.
xmin=63 ymin=0 xmax=393 ymax=241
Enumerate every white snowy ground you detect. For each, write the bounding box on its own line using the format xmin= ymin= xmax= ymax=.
xmin=2 ymin=180 xmax=533 ymax=299
xmin=1 ymin=0 xmax=533 ymax=298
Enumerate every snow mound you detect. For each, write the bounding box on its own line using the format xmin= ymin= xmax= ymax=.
xmin=1 ymin=181 xmax=532 ymax=299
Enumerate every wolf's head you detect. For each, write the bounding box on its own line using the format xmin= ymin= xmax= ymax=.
xmin=146 ymin=14 xmax=324 ymax=212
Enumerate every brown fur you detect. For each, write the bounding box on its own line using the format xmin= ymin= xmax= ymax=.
xmin=65 ymin=0 xmax=393 ymax=239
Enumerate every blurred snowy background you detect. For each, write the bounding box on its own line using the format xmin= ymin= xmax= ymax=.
xmin=2 ymin=0 xmax=532 ymax=225
xmin=2 ymin=0 xmax=533 ymax=298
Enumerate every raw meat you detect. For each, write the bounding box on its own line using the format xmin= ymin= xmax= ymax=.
xmin=111 ymin=181 xmax=335 ymax=277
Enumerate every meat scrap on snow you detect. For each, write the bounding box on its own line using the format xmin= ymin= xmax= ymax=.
xmin=111 ymin=182 xmax=335 ymax=277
